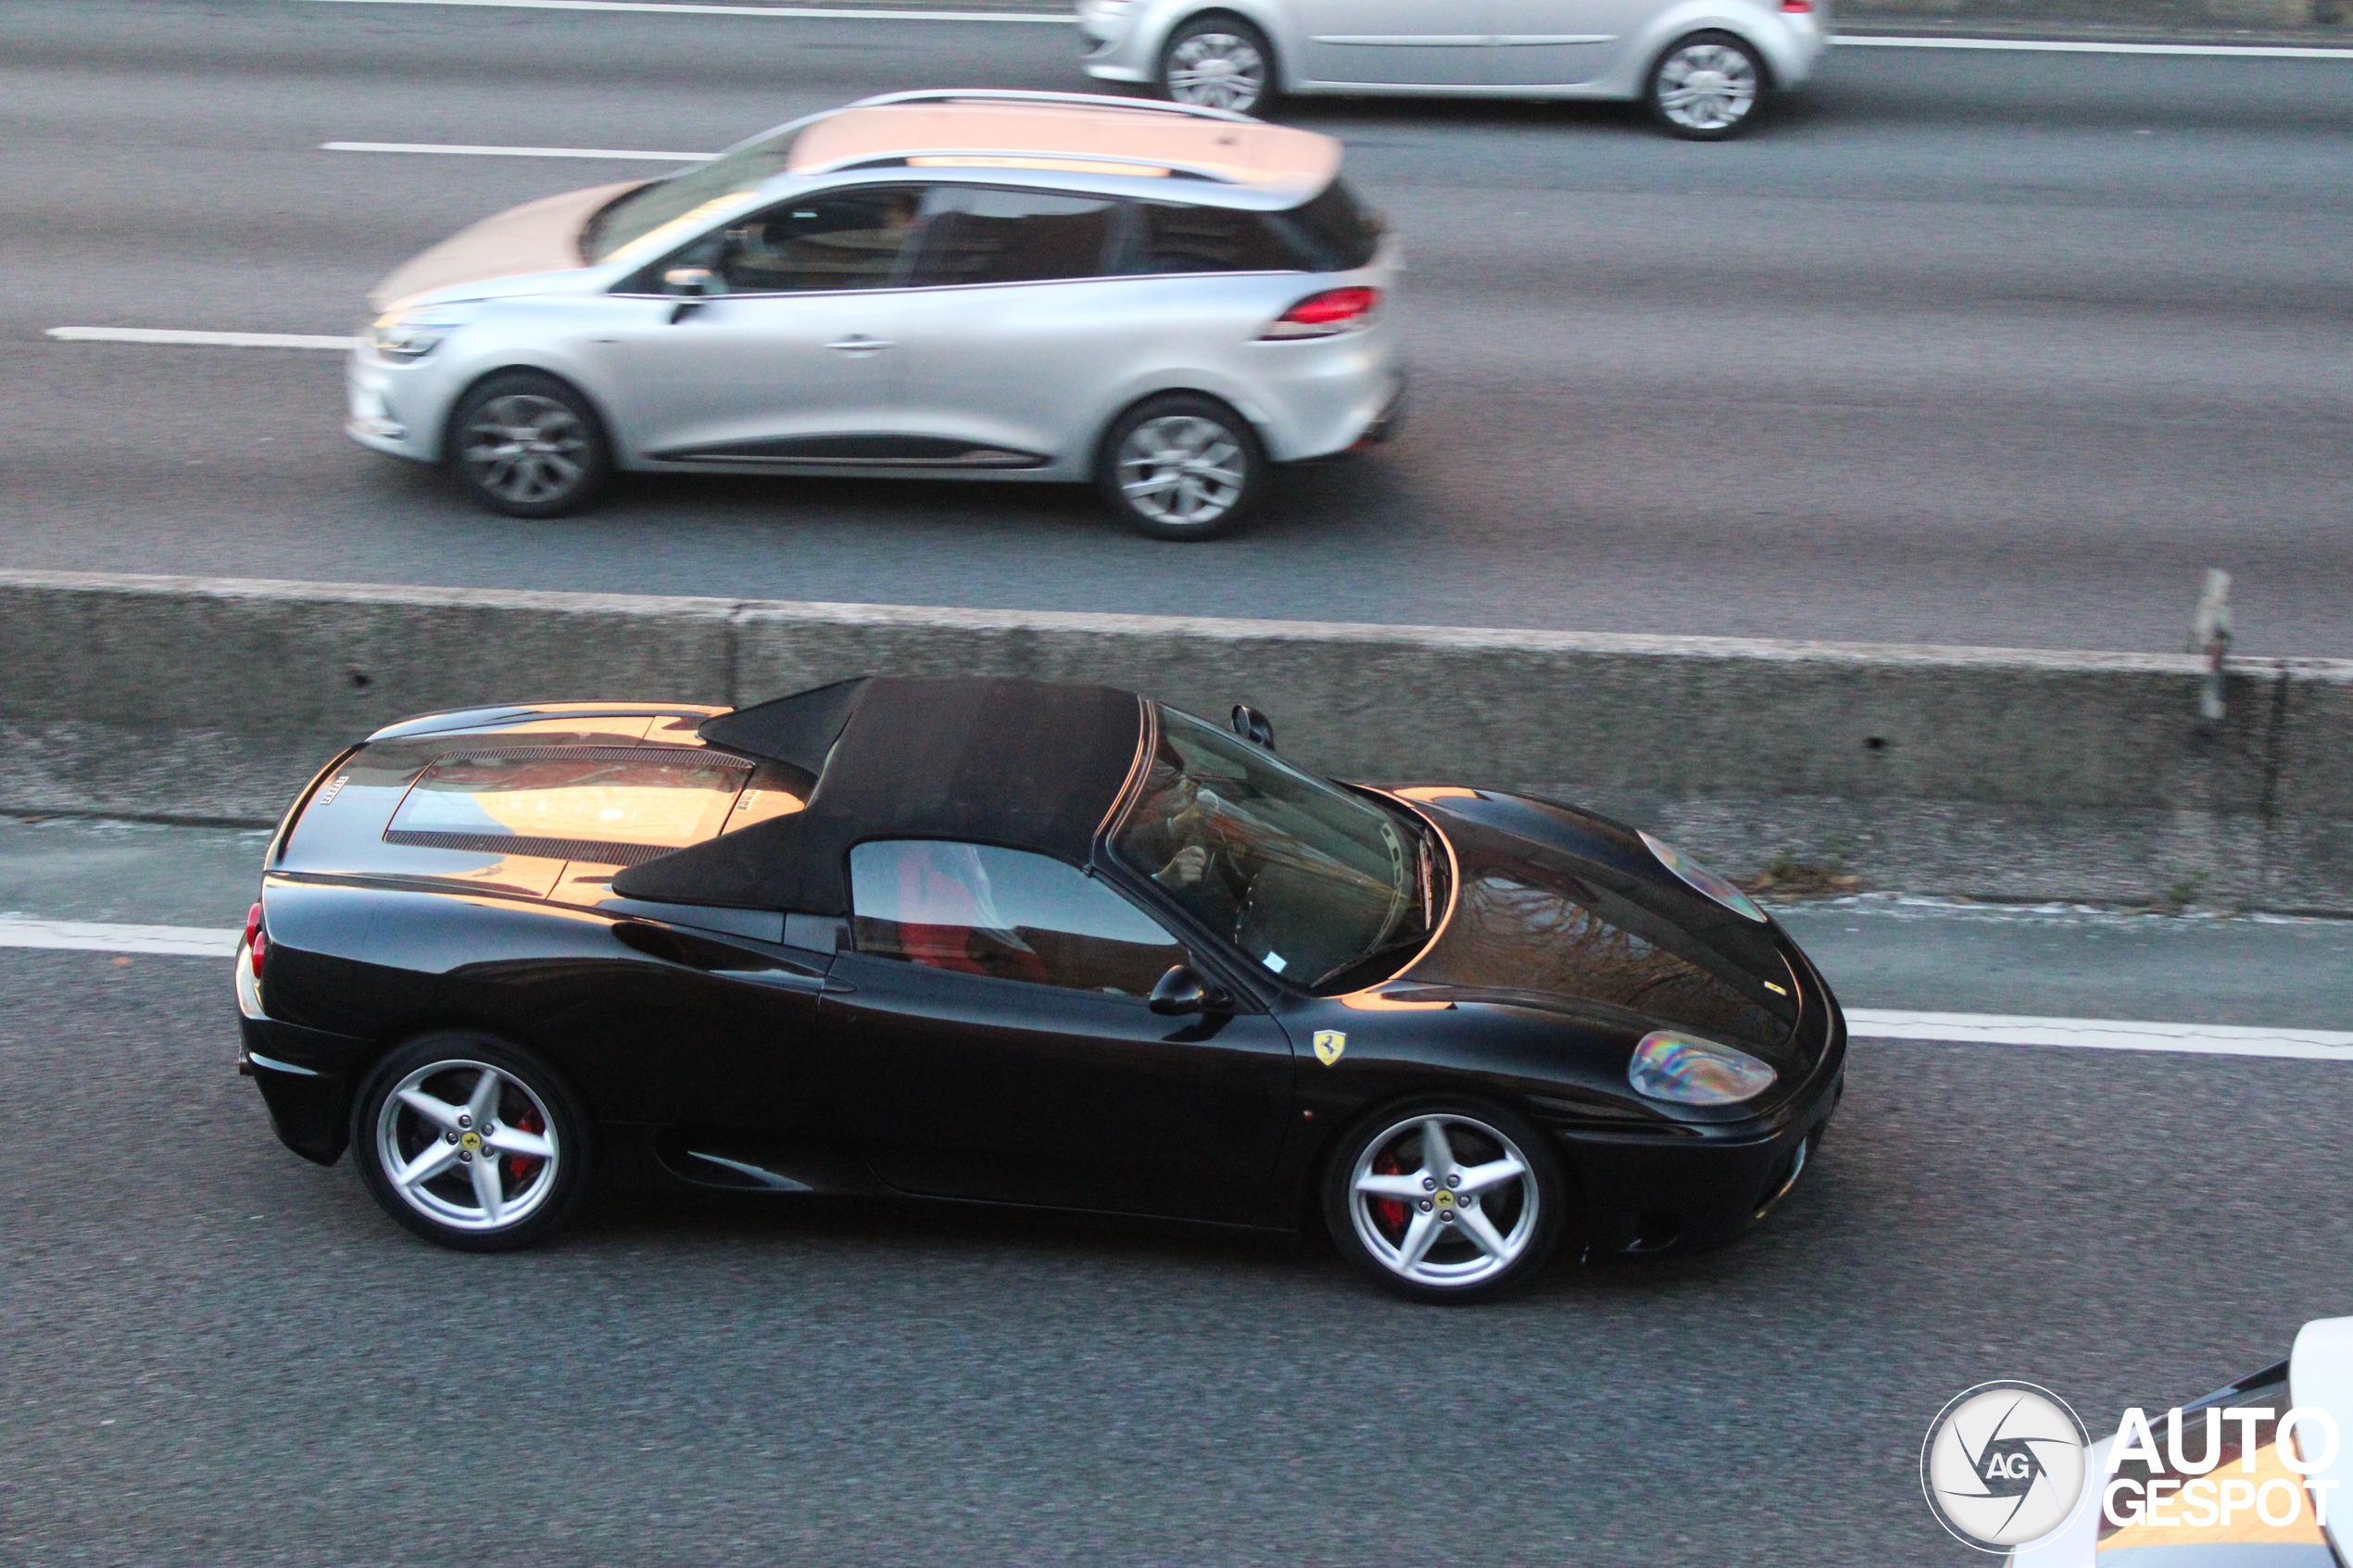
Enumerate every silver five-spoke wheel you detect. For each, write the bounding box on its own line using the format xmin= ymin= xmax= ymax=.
xmin=375 ymin=1059 xmax=560 ymax=1235
xmin=461 ymin=394 xmax=589 ymax=508
xmin=1347 ymin=1113 xmax=1541 ymax=1291
xmin=1647 ymin=33 xmax=1762 ymax=139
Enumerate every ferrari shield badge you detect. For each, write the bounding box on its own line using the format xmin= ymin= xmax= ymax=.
xmin=1314 ymin=1030 xmax=1347 ymax=1067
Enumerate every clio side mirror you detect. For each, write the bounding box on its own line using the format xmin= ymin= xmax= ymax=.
xmin=1149 ymin=963 xmax=1230 ymax=1016
xmin=663 ymin=267 xmax=716 ymax=323
xmin=1230 ymin=705 xmax=1275 ymax=750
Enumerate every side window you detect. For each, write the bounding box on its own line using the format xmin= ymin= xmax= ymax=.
xmin=704 ymin=186 xmax=923 ymax=294
xmin=849 ymin=840 xmax=1187 ymax=997
xmin=1129 ymin=201 xmax=1299 ymax=276
xmin=907 ymin=187 xmax=1122 ymax=287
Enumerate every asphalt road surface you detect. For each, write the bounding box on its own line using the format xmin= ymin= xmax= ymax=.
xmin=5 ymin=816 xmax=2353 ymax=1562
xmin=6 ymin=947 xmax=2353 ymax=1566
xmin=7 ymin=1 xmax=2353 ymax=654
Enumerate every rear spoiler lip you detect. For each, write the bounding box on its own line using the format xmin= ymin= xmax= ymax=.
xmin=364 ymin=701 xmax=730 ymax=742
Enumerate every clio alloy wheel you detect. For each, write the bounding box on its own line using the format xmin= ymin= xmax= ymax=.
xmin=353 ymin=1032 xmax=590 ymax=1251
xmin=1099 ymin=392 xmax=1265 ymax=541
xmin=447 ymin=370 xmax=612 ymax=519
xmin=1322 ymin=1098 xmax=1565 ymax=1303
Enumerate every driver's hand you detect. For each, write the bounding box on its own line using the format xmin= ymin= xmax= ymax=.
xmin=1155 ymin=845 xmax=1209 ymax=887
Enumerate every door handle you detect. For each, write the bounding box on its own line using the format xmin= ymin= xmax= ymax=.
xmin=824 ymin=335 xmax=895 ymax=354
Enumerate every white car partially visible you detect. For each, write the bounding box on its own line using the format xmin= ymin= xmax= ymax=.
xmin=1077 ymin=0 xmax=1829 ymax=138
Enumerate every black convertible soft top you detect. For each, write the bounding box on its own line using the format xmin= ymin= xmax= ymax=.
xmin=611 ymin=675 xmax=1145 ymax=914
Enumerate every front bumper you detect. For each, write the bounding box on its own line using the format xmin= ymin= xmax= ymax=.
xmin=345 ymin=349 xmax=434 ymax=462
xmin=1076 ymin=0 xmax=1152 ymax=82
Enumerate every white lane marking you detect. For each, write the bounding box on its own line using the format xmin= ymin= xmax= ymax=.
xmin=322 ymin=140 xmax=713 ymax=160
xmin=46 ymin=327 xmax=359 ymax=350
xmin=1849 ymin=1009 xmax=2353 ymax=1061
xmin=1837 ymin=34 xmax=2353 ymax=58
xmin=301 ymin=0 xmax=1075 ymax=21
xmin=0 ymin=917 xmax=237 ymax=958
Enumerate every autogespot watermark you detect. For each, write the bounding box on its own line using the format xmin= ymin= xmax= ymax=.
xmin=1921 ymin=1383 xmax=2092 ymax=1550
xmin=1921 ymin=1382 xmax=2344 ymax=1553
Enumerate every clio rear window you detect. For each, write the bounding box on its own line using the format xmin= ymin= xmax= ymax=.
xmin=384 ymin=746 xmax=756 ymax=867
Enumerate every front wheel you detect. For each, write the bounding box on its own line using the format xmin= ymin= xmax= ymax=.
xmin=352 ymin=1032 xmax=591 ymax=1251
xmin=1098 ymin=393 xmax=1265 ymax=541
xmin=1157 ymin=14 xmax=1277 ymax=117
xmin=1321 ymin=1099 xmax=1565 ymax=1303
xmin=447 ymin=370 xmax=612 ymax=519
xmin=1646 ymin=31 xmax=1766 ymax=141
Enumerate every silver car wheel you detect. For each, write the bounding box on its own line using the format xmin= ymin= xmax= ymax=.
xmin=374 ymin=1058 xmax=561 ymax=1234
xmin=1349 ymin=1113 xmax=1540 ymax=1289
xmin=1655 ymin=41 xmax=1758 ymax=132
xmin=1165 ymin=31 xmax=1267 ymax=112
xmin=460 ymin=393 xmax=589 ymax=506
xmin=1117 ymin=414 xmax=1246 ymax=526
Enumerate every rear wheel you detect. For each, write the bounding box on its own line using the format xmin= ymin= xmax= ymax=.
xmin=1158 ymin=13 xmax=1277 ymax=116
xmin=352 ymin=1032 xmax=590 ymax=1251
xmin=1645 ymin=31 xmax=1765 ymax=141
xmin=447 ymin=370 xmax=611 ymax=518
xmin=1098 ymin=392 xmax=1264 ymax=541
xmin=1322 ymin=1098 xmax=1564 ymax=1302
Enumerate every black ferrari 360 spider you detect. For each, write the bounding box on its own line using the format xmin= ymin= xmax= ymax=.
xmin=237 ymin=676 xmax=1843 ymax=1300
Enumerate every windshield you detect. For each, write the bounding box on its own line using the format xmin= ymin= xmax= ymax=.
xmin=1113 ymin=706 xmax=1428 ymax=988
xmin=580 ymin=123 xmax=806 ymax=263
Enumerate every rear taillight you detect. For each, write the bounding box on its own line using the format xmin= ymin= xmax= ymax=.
xmin=1260 ymin=286 xmax=1383 ymax=340
xmin=1781 ymin=0 xmax=1813 ymax=11
xmin=245 ymin=901 xmax=266 ymax=980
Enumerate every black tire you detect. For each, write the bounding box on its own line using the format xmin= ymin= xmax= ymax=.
xmin=1645 ymin=30 xmax=1767 ymax=141
xmin=1097 ymin=392 xmax=1265 ymax=542
xmin=1321 ymin=1096 xmax=1565 ymax=1303
xmin=1157 ymin=12 xmax=1278 ymax=117
xmin=352 ymin=1031 xmax=592 ymax=1252
xmin=446 ymin=369 xmax=612 ymax=519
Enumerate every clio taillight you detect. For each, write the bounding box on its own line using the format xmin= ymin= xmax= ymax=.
xmin=1260 ymin=286 xmax=1383 ymax=339
xmin=245 ymin=901 xmax=266 ymax=980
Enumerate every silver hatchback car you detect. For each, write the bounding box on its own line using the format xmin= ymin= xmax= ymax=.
xmin=348 ymin=90 xmax=1403 ymax=539
xmin=1077 ymin=0 xmax=1830 ymax=138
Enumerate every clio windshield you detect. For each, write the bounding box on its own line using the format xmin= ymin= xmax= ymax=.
xmin=1113 ymin=706 xmax=1429 ymax=988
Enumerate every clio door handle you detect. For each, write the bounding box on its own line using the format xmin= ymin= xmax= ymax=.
xmin=824 ymin=335 xmax=895 ymax=354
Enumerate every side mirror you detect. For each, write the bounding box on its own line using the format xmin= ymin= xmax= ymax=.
xmin=1149 ymin=963 xmax=1230 ymax=1016
xmin=1230 ymin=704 xmax=1275 ymax=750
xmin=663 ymin=266 xmax=716 ymax=323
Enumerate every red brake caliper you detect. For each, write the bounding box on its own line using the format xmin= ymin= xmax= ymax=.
xmin=504 ymin=1106 xmax=545 ymax=1186
xmin=1372 ymin=1149 xmax=1407 ymax=1236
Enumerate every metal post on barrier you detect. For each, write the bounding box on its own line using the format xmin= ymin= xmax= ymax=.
xmin=2188 ymin=568 xmax=2233 ymax=721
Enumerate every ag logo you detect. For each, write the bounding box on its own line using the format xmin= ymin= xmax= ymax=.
xmin=1921 ymin=1381 xmax=2090 ymax=1552
xmin=1313 ymin=1030 xmax=1347 ymax=1066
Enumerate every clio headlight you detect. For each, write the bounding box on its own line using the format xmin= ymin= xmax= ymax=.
xmin=1639 ymin=829 xmax=1767 ymax=922
xmin=367 ymin=301 xmax=479 ymax=362
xmin=1629 ymin=1031 xmax=1778 ymax=1106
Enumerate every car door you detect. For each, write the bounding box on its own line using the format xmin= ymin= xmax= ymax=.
xmin=582 ymin=184 xmax=924 ymax=464
xmin=1291 ymin=0 xmax=1488 ymax=85
xmin=887 ymin=185 xmax=1149 ymax=471
xmin=818 ymin=839 xmax=1297 ymax=1222
xmin=1481 ymin=0 xmax=1639 ymax=84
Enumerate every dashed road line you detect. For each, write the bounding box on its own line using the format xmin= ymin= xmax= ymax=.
xmin=321 ymin=140 xmax=713 ymax=159
xmin=1848 ymin=1010 xmax=2353 ymax=1061
xmin=0 ymin=918 xmax=238 ymax=958
xmin=1835 ymin=33 xmax=2353 ymax=57
xmin=46 ymin=327 xmax=359 ymax=350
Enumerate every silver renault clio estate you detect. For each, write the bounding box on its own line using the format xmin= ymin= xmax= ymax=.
xmin=1077 ymin=0 xmax=1830 ymax=138
xmin=347 ymin=90 xmax=1403 ymax=539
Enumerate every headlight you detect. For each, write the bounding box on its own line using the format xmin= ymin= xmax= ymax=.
xmin=1639 ymin=830 xmax=1766 ymax=922
xmin=1629 ymin=1031 xmax=1778 ymax=1106
xmin=367 ymin=301 xmax=480 ymax=362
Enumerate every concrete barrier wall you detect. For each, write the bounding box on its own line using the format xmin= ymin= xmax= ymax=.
xmin=2 ymin=571 xmax=2347 ymax=911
